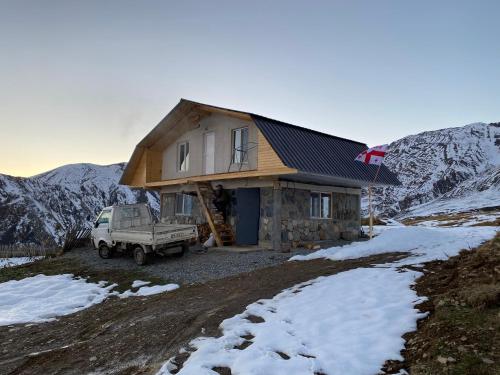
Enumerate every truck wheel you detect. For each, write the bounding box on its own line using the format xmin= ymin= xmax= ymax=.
xmin=133 ymin=247 xmax=148 ymax=266
xmin=98 ymin=243 xmax=113 ymax=259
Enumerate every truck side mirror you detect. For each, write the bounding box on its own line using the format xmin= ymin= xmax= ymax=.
xmin=94 ymin=221 xmax=99 ymax=228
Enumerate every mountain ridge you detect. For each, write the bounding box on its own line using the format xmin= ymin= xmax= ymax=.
xmin=1 ymin=122 xmax=498 ymax=245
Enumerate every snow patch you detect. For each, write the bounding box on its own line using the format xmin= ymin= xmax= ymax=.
xmin=119 ymin=283 xmax=179 ymax=298
xmin=0 ymin=257 xmax=40 ymax=269
xmin=158 ymin=268 xmax=426 ymax=375
xmin=0 ymin=274 xmax=116 ymax=326
xmin=291 ymin=226 xmax=498 ymax=265
xmin=131 ymin=280 xmax=151 ymax=288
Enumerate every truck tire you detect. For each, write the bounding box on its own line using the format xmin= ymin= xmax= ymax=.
xmin=134 ymin=247 xmax=148 ymax=266
xmin=98 ymin=243 xmax=113 ymax=259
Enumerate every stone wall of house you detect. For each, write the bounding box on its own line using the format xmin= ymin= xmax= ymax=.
xmin=161 ymin=186 xmax=360 ymax=249
xmin=259 ymin=187 xmax=274 ymax=246
xmin=281 ymin=188 xmax=360 ymax=246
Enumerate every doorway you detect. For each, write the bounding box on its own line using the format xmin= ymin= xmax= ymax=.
xmin=203 ymin=132 xmax=215 ymax=174
xmin=235 ymin=188 xmax=260 ymax=245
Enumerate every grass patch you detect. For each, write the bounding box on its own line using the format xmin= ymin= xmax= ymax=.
xmin=384 ymin=233 xmax=500 ymax=374
xmin=0 ymin=256 xmax=165 ymax=292
xmin=360 ymin=216 xmax=387 ymax=226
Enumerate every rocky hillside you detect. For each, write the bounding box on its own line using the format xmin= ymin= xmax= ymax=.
xmin=366 ymin=122 xmax=500 ymax=218
xmin=1 ymin=122 xmax=498 ymax=245
xmin=0 ymin=163 xmax=159 ymax=246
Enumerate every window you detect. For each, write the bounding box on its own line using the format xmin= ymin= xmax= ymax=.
xmin=96 ymin=210 xmax=111 ymax=227
xmin=121 ymin=207 xmax=140 ymax=219
xmin=178 ymin=142 xmax=190 ymax=172
xmin=310 ymin=192 xmax=332 ymax=219
xmin=232 ymin=127 xmax=249 ymax=163
xmin=175 ymin=193 xmax=193 ymax=215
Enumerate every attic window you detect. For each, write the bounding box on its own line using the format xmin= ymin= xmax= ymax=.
xmin=232 ymin=127 xmax=248 ymax=163
xmin=178 ymin=142 xmax=190 ymax=172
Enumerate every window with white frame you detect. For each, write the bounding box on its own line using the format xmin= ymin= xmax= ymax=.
xmin=231 ymin=127 xmax=249 ymax=163
xmin=178 ymin=142 xmax=190 ymax=172
xmin=310 ymin=192 xmax=332 ymax=219
xmin=175 ymin=193 xmax=193 ymax=215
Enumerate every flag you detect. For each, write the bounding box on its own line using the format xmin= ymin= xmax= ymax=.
xmin=355 ymin=144 xmax=388 ymax=165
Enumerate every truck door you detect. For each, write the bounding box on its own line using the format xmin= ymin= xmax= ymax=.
xmin=93 ymin=209 xmax=112 ymax=246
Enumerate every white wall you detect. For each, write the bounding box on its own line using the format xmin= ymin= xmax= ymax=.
xmin=161 ymin=114 xmax=258 ymax=180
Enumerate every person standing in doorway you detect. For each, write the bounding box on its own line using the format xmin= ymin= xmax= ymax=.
xmin=212 ymin=184 xmax=230 ymax=222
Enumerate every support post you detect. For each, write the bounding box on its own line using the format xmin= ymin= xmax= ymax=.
xmin=368 ymin=185 xmax=373 ymax=239
xmin=194 ymin=182 xmax=223 ymax=247
xmin=272 ymin=182 xmax=282 ymax=251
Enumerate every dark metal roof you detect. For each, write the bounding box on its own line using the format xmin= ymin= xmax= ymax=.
xmin=251 ymin=114 xmax=401 ymax=186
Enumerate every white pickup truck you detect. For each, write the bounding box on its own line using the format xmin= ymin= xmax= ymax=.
xmin=91 ymin=204 xmax=198 ymax=265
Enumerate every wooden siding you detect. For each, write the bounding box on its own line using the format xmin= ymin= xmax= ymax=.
xmin=128 ymin=151 xmax=147 ymax=187
xmin=257 ymin=130 xmax=288 ymax=171
xmin=145 ymin=149 xmax=162 ymax=183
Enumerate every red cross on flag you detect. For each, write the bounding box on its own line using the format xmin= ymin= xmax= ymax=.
xmin=355 ymin=144 xmax=388 ymax=165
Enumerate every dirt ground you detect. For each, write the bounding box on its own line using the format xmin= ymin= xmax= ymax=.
xmin=384 ymin=233 xmax=499 ymax=375
xmin=0 ymin=252 xmax=405 ymax=375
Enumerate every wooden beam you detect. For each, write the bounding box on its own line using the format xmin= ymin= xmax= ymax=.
xmin=193 ymin=183 xmax=223 ymax=247
xmin=277 ymin=181 xmax=361 ymax=195
xmin=145 ymin=167 xmax=297 ymax=188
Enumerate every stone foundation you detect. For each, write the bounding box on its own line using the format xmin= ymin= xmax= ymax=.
xmin=160 ymin=184 xmax=361 ymax=250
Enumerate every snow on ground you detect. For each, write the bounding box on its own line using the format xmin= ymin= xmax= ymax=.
xmin=119 ymin=283 xmax=179 ymax=298
xmin=159 ymin=268 xmax=426 ymax=375
xmin=291 ymin=226 xmax=498 ymax=266
xmin=0 ymin=275 xmax=179 ymax=326
xmin=0 ymin=274 xmax=116 ymax=326
xmin=131 ymin=280 xmax=151 ymax=288
xmin=159 ymin=226 xmax=498 ymax=375
xmin=0 ymin=257 xmax=40 ymax=269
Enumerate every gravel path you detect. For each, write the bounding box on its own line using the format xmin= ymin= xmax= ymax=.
xmin=65 ymin=242 xmax=350 ymax=285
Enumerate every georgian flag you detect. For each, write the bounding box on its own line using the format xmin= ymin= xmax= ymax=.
xmin=355 ymin=144 xmax=388 ymax=165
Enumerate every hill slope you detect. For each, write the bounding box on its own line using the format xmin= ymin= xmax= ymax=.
xmin=365 ymin=122 xmax=500 ymax=218
xmin=0 ymin=163 xmax=159 ymax=246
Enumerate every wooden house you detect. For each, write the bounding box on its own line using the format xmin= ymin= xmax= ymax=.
xmin=120 ymin=99 xmax=399 ymax=250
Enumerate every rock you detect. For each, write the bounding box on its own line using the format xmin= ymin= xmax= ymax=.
xmin=436 ymin=356 xmax=455 ymax=364
xmin=482 ymin=358 xmax=494 ymax=364
xmin=436 ymin=356 xmax=448 ymax=364
xmin=89 ymin=356 xmax=97 ymax=362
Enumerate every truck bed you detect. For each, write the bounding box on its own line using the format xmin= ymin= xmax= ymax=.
xmin=111 ymin=224 xmax=197 ymax=246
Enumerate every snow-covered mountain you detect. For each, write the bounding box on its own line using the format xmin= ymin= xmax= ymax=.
xmin=366 ymin=122 xmax=500 ymax=218
xmin=0 ymin=163 xmax=159 ymax=246
xmin=1 ymin=122 xmax=498 ymax=246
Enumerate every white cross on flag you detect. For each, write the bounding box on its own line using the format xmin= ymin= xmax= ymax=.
xmin=355 ymin=144 xmax=388 ymax=165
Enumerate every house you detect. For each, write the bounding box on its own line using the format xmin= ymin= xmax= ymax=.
xmin=120 ymin=99 xmax=400 ymax=250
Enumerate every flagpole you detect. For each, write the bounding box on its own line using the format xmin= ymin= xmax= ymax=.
xmin=368 ymin=185 xmax=373 ymax=239
xmin=369 ymin=163 xmax=382 ymax=240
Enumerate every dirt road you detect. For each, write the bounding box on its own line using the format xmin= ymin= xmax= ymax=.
xmin=0 ymin=252 xmax=404 ymax=375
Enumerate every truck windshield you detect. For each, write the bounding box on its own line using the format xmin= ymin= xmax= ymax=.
xmin=96 ymin=210 xmax=111 ymax=227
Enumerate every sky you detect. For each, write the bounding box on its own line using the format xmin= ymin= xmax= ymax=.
xmin=1 ymin=0 xmax=499 ymax=177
